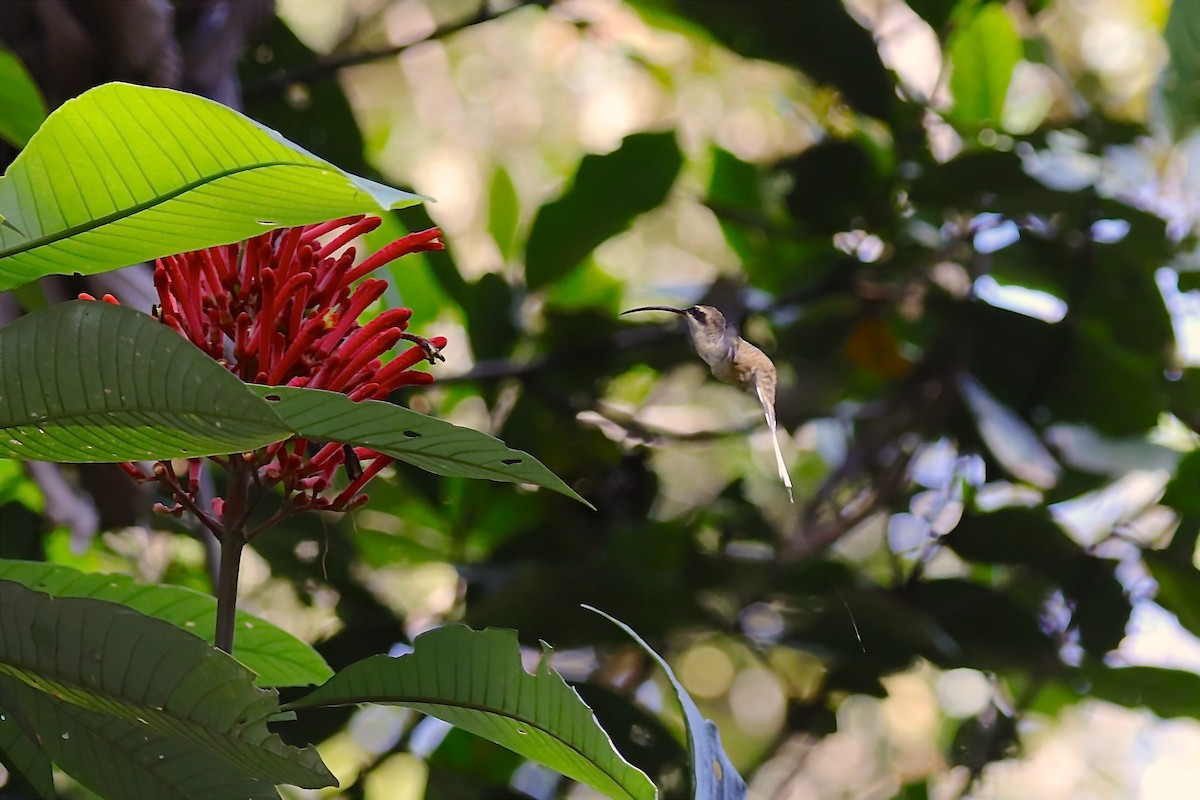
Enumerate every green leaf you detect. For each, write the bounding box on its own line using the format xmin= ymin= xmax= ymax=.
xmin=525 ymin=132 xmax=681 ymax=290
xmin=1076 ymin=664 xmax=1200 ymax=720
xmin=0 ymin=698 xmax=56 ymax=799
xmin=284 ymin=625 xmax=657 ymax=800
xmin=0 ymin=82 xmax=425 ymax=292
xmin=659 ymin=0 xmax=895 ymax=120
xmin=947 ymin=4 xmax=1022 ymax=128
xmin=1144 ymin=552 xmax=1200 ymax=641
xmin=783 ymin=139 xmax=891 ymax=234
xmin=248 ymin=385 xmax=592 ymax=507
xmin=906 ymin=0 xmax=971 ymax=35
xmin=1162 ymin=450 xmax=1200 ymax=514
xmin=943 ymin=509 xmax=1131 ymax=657
xmin=0 ymin=301 xmax=292 ymax=462
xmin=585 ymin=605 xmax=746 ymax=800
xmin=1160 ymin=0 xmax=1200 ymax=134
xmin=0 ymin=49 xmax=47 ymax=148
xmin=0 ymin=559 xmax=331 ymax=688
xmin=488 ymin=167 xmax=520 ymax=262
xmin=0 ymin=580 xmax=336 ymax=798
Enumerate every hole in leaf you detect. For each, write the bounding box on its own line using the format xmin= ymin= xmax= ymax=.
xmin=501 ymin=458 xmax=521 ymax=466
xmin=403 ymin=430 xmax=421 ymax=438
xmin=516 ymin=728 xmax=527 ymax=735
xmin=264 ymin=394 xmax=281 ymax=402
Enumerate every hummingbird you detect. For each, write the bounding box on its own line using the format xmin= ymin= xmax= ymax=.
xmin=621 ymin=305 xmax=794 ymax=503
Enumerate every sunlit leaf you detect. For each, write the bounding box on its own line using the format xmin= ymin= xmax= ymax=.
xmin=285 ymin=625 xmax=657 ymax=800
xmin=0 ymin=580 xmax=336 ymax=798
xmin=0 ymin=82 xmax=425 ymax=291
xmin=0 ymin=302 xmax=291 ymax=462
xmin=249 ymin=385 xmax=591 ymax=507
xmin=489 ymin=166 xmax=520 ymax=262
xmin=0 ymin=559 xmax=331 ymax=688
xmin=947 ymin=4 xmax=1021 ymax=128
xmin=0 ymin=49 xmax=46 ymax=148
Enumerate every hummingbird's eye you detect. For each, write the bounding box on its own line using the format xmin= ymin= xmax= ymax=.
xmin=687 ymin=307 xmax=706 ymax=322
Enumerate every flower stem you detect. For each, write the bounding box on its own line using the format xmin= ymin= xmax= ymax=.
xmin=214 ymin=458 xmax=251 ymax=654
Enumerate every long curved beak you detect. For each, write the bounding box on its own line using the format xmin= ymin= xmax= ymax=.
xmin=620 ymin=305 xmax=685 ymax=316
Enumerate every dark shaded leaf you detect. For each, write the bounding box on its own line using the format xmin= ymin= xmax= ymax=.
xmin=782 ymin=139 xmax=889 ymax=233
xmin=239 ymin=16 xmax=373 ymax=177
xmin=249 ymin=385 xmax=591 ymax=506
xmin=0 ymin=559 xmax=331 ymax=687
xmin=663 ymin=0 xmax=895 ymax=120
xmin=576 ymin=683 xmax=689 ymax=799
xmin=943 ymin=509 xmax=1131 ymax=656
xmin=0 ymin=302 xmax=291 ymax=462
xmin=1074 ymin=664 xmax=1200 ymax=720
xmin=525 ymin=131 xmax=682 ymax=290
xmin=432 ymin=729 xmax=525 ymax=791
xmin=0 ymin=580 xmax=336 ymax=797
xmin=1145 ymin=552 xmax=1200 ymax=641
xmin=902 ymin=580 xmax=1058 ymax=672
xmin=1159 ymin=0 xmax=1200 ymax=133
xmin=0 ymin=697 xmax=55 ymax=799
xmin=1164 ymin=451 xmax=1200 ymax=514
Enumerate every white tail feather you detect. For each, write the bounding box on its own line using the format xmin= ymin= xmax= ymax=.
xmin=755 ymin=382 xmax=794 ymax=504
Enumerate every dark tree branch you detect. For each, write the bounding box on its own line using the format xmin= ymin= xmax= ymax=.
xmin=243 ymin=0 xmax=552 ymax=99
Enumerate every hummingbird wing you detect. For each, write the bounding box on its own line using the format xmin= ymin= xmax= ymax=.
xmin=752 ymin=373 xmax=794 ymax=504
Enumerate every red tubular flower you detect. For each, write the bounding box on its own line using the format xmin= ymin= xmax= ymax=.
xmin=89 ymin=216 xmax=448 ymax=524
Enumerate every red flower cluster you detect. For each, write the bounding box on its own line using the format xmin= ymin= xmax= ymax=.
xmin=95 ymin=215 xmax=447 ymax=528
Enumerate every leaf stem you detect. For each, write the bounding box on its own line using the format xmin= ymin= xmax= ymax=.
xmin=215 ymin=457 xmax=251 ymax=654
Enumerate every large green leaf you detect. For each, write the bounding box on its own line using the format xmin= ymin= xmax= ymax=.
xmin=586 ymin=606 xmax=745 ymax=800
xmin=0 ymin=560 xmax=331 ymax=688
xmin=0 ymin=82 xmax=424 ymax=291
xmin=0 ymin=580 xmax=336 ymax=798
xmin=0 ymin=301 xmax=291 ymax=461
xmin=0 ymin=696 xmax=55 ymax=799
xmin=0 ymin=49 xmax=46 ymax=148
xmin=524 ymin=132 xmax=681 ymax=290
xmin=249 ymin=385 xmax=591 ymax=507
xmin=284 ymin=625 xmax=656 ymax=800
xmin=947 ymin=3 xmax=1021 ymax=128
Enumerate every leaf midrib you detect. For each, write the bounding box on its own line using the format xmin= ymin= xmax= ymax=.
xmin=0 ymin=404 xmax=288 ymax=431
xmin=0 ymin=160 xmax=334 ymax=261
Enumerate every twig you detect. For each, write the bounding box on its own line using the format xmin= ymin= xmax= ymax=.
xmin=243 ymin=0 xmax=551 ymax=99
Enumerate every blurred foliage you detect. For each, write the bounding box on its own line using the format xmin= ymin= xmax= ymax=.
xmin=4 ymin=0 xmax=1200 ymax=797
